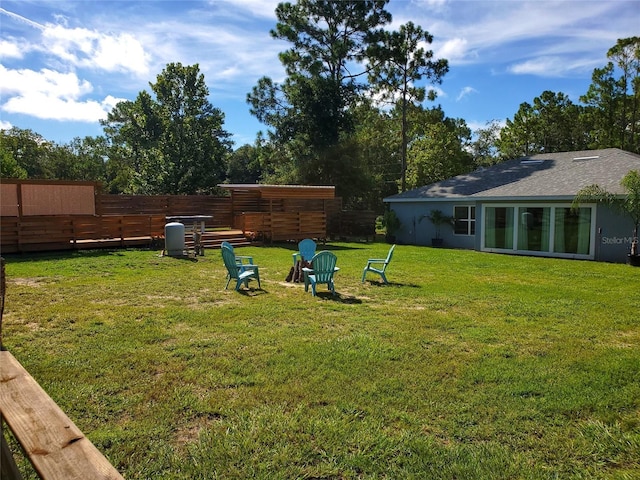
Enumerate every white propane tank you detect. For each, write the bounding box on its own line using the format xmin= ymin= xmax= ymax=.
xmin=164 ymin=222 xmax=185 ymax=256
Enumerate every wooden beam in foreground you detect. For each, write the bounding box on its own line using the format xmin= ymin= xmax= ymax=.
xmin=0 ymin=351 xmax=124 ymax=480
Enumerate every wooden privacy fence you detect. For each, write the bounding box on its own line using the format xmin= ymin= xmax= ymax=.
xmin=0 ymin=180 xmax=378 ymax=253
xmin=97 ymin=195 xmax=233 ymax=228
xmin=1 ymin=215 xmax=165 ymax=253
xmin=338 ymin=210 xmax=378 ymax=239
xmin=236 ymin=212 xmax=327 ymax=241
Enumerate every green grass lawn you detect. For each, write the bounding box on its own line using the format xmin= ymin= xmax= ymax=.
xmin=2 ymin=243 xmax=639 ymax=479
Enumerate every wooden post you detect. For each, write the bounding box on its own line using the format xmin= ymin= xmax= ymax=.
xmin=1 ymin=257 xmax=24 ymax=480
xmin=1 ymin=257 xmax=5 ymax=350
xmin=1 ymin=420 xmax=24 ymax=480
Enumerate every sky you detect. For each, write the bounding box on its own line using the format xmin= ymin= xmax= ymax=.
xmin=1 ymin=0 xmax=639 ymax=149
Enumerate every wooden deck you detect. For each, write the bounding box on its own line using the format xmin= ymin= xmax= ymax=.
xmin=1 ymin=182 xmax=378 ymax=254
xmin=185 ymin=229 xmax=253 ymax=251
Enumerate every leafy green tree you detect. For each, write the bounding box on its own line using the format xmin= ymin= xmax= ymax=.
xmin=102 ymin=91 xmax=165 ymax=193
xmin=580 ymin=37 xmax=640 ymax=153
xmin=497 ymin=91 xmax=587 ymax=159
xmin=0 ymin=127 xmax=55 ymax=178
xmin=368 ymin=21 xmax=448 ymax=191
xmin=470 ymin=120 xmax=502 ymax=166
xmin=0 ymin=146 xmax=27 ymax=179
xmin=226 ymin=144 xmax=262 ymax=184
xmin=350 ymin=101 xmax=401 ymax=210
xmin=405 ymin=112 xmax=473 ymax=189
xmin=247 ymin=0 xmax=392 ymax=199
xmin=607 ymin=37 xmax=640 ymax=151
xmin=102 ymin=63 xmax=231 ymax=194
xmin=580 ymin=63 xmax=625 ymax=150
xmin=1 ymin=127 xmax=109 ymax=182
xmin=151 ymin=63 xmax=231 ymax=194
xmin=36 ymin=137 xmax=106 ymax=182
xmin=272 ymin=0 xmax=391 ymax=83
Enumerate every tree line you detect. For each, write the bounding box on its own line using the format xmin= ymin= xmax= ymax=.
xmin=1 ymin=0 xmax=638 ymax=213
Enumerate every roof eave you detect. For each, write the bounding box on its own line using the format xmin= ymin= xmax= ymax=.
xmin=385 ymin=195 xmax=590 ymax=203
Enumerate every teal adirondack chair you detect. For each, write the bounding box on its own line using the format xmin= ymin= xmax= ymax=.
xmin=292 ymin=238 xmax=317 ymax=265
xmin=221 ymin=245 xmax=260 ymax=291
xmin=302 ymin=251 xmax=339 ymax=296
xmin=221 ymin=241 xmax=254 ymax=268
xmin=361 ymin=244 xmax=395 ymax=284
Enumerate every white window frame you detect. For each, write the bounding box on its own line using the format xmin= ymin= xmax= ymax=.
xmin=453 ymin=205 xmax=475 ymax=236
xmin=480 ymin=203 xmax=596 ymax=260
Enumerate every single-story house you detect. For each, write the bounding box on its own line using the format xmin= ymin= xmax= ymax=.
xmin=384 ymin=148 xmax=640 ymax=263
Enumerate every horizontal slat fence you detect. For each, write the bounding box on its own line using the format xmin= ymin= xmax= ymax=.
xmin=97 ymin=195 xmax=233 ymax=228
xmin=1 ymin=190 xmax=375 ymax=253
xmin=0 ymin=215 xmax=165 ymax=253
xmin=339 ymin=210 xmax=378 ymax=237
xmin=236 ymin=212 xmax=327 ymax=241
xmin=230 ymin=190 xmax=262 ymax=213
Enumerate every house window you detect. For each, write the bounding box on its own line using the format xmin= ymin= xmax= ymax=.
xmin=484 ymin=207 xmax=514 ymax=249
xmin=454 ymin=205 xmax=475 ymax=235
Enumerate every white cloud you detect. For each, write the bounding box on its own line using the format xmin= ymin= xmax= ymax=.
xmin=507 ymin=55 xmax=600 ymax=78
xmin=93 ymin=33 xmax=149 ymax=75
xmin=0 ymin=65 xmax=92 ymax=99
xmin=0 ymin=7 xmax=45 ymax=31
xmin=508 ymin=57 xmax=563 ymax=76
xmin=397 ymin=0 xmax=637 ymax=76
xmin=456 ymin=86 xmax=477 ymax=101
xmin=0 ymin=39 xmax=23 ymax=59
xmin=133 ymin=17 xmax=286 ymax=89
xmin=42 ymin=25 xmax=150 ymax=76
xmin=214 ymin=0 xmax=280 ymax=19
xmin=3 ymin=92 xmax=117 ymax=122
xmin=435 ymin=37 xmax=470 ymax=62
xmin=0 ymin=120 xmax=13 ymax=130
xmin=0 ymin=65 xmax=125 ymax=122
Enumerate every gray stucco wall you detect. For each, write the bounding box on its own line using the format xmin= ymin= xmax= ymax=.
xmin=594 ymin=204 xmax=636 ymax=263
xmin=389 ymin=201 xmax=635 ymax=263
xmin=389 ymin=201 xmax=476 ymax=250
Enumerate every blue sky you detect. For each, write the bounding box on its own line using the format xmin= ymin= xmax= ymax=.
xmin=1 ymin=0 xmax=639 ymax=148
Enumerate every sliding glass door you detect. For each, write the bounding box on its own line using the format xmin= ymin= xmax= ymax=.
xmin=518 ymin=207 xmax=550 ymax=252
xmin=554 ymin=207 xmax=591 ymax=255
xmin=483 ymin=204 xmax=594 ymax=259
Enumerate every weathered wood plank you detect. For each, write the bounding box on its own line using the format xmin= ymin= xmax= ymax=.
xmin=0 ymin=351 xmax=124 ymax=480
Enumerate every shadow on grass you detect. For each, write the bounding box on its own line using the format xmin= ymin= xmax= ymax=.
xmin=363 ymin=280 xmax=421 ymax=288
xmin=2 ymin=249 xmax=216 ymax=264
xmin=1 ymin=248 xmax=136 ymax=263
xmin=235 ymin=288 xmax=268 ymax=297
xmin=271 ymin=242 xmax=377 ymax=253
xmin=162 ymin=253 xmax=199 ymax=262
xmin=312 ymin=292 xmax=363 ymax=304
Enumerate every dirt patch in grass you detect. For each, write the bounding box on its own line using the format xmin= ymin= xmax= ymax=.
xmin=26 ymin=322 xmax=41 ymax=332
xmin=10 ymin=277 xmax=48 ymax=287
xmin=174 ymin=413 xmax=225 ymax=447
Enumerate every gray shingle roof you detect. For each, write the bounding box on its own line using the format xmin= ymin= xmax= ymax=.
xmin=385 ymin=149 xmax=640 ymax=202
